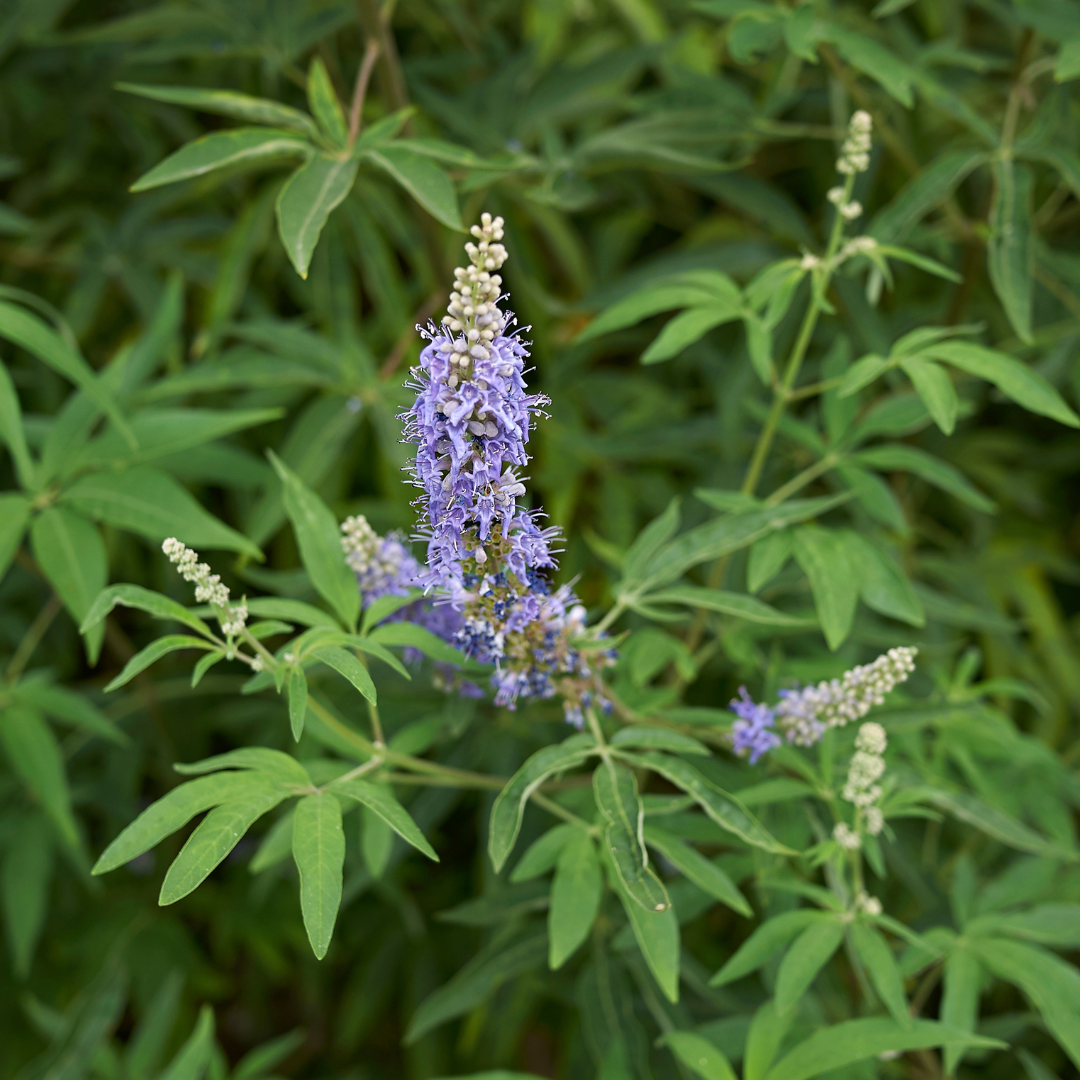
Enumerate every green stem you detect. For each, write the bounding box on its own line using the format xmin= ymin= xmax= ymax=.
xmin=4 ymin=593 xmax=61 ymax=686
xmin=765 ymin=454 xmax=841 ymax=507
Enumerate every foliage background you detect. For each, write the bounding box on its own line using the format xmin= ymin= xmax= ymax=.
xmin=2 ymin=0 xmax=1080 ymax=1078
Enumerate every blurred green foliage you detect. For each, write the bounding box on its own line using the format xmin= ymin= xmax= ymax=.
xmin=2 ymin=1 xmax=1080 ymax=1078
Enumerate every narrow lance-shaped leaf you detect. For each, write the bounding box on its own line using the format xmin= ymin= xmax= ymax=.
xmin=0 ymin=358 xmax=34 ymax=489
xmin=105 ymin=636 xmax=217 ymax=693
xmin=364 ymin=145 xmax=463 ymax=231
xmin=0 ymin=493 xmax=30 ymax=581
xmin=643 ymin=824 xmax=752 ymax=916
xmin=276 ymin=153 xmax=359 ymax=279
xmin=664 ymin=1031 xmax=738 ymax=1080
xmin=548 ymin=827 xmax=603 ymax=969
xmin=311 ymin=646 xmax=376 ymax=705
xmin=987 ymin=159 xmax=1033 ymax=343
xmin=711 ymin=910 xmax=827 ymax=986
xmin=1 ymin=813 xmax=53 ymax=976
xmin=793 ymin=525 xmax=858 ymax=650
xmin=288 ymin=668 xmax=308 ymax=742
xmin=292 ymin=793 xmax=345 ymax=959
xmin=157 ymin=1005 xmax=215 ymax=1080
xmin=774 ymin=917 xmax=846 ymax=1014
xmin=332 ymin=778 xmax=439 ymax=861
xmin=306 ymin=58 xmax=348 ymax=147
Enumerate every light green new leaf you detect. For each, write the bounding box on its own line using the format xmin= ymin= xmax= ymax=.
xmin=941 ymin=947 xmax=981 ymax=1074
xmin=287 ymin=668 xmax=308 ymax=741
xmin=117 ymin=81 xmax=320 ymax=138
xmin=306 ymin=58 xmax=348 ymax=147
xmin=594 ymin=761 xmax=669 ymax=912
xmin=292 ymin=793 xmax=345 ymax=959
xmin=332 ymin=778 xmax=439 ymax=861
xmin=31 ymin=506 xmax=107 ymax=662
xmin=775 ymin=917 xmax=845 ymax=1014
xmin=60 ymin=465 xmax=261 ymax=558
xmin=158 ymin=1005 xmax=215 ymax=1080
xmin=510 ymin=824 xmax=575 ymax=882
xmin=1 ymin=813 xmax=53 ymax=976
xmin=0 ymin=706 xmax=79 ymax=849
xmin=488 ymin=735 xmax=597 ymax=871
xmin=641 ymin=307 xmax=741 ymax=364
xmin=81 ymin=583 xmax=214 ymax=639
xmin=644 ymin=585 xmax=812 ymax=627
xmin=0 ymin=299 xmax=133 ymax=447
xmin=664 ymin=1031 xmax=738 ymax=1080
xmin=105 ymin=635 xmax=216 ymax=692
xmin=549 ymin=827 xmax=602 ymax=968
xmin=987 ymin=159 xmax=1033 ymax=342
xmin=130 ymin=128 xmax=311 ymax=191
xmin=793 ymin=526 xmax=857 ymax=650
xmin=0 ymin=359 xmax=34 ymax=489
xmin=276 ymin=153 xmax=359 ymax=278
xmin=630 ymin=751 xmax=792 ymax=854
xmin=924 ymin=340 xmax=1080 ymax=427
xmin=0 ymin=492 xmax=30 ymax=580
xmin=711 ymin=910 xmax=826 ymax=986
xmin=173 ymin=747 xmax=310 ymax=786
xmin=643 ymin=825 xmax=751 ymax=916
xmin=850 ymin=921 xmax=911 ymax=1027
xmin=898 ymin=356 xmax=957 ymax=434
xmin=605 ymin=846 xmax=681 ymax=1003
xmin=761 ymin=1018 xmax=1003 ymax=1080
xmin=94 ymin=772 xmax=286 ymax=874
xmin=270 ymin=451 xmax=359 ymax=629
xmin=364 ymin=146 xmax=463 ymax=230
xmin=311 ymin=646 xmax=376 ymax=704
xmin=160 ymin=787 xmax=288 ymax=904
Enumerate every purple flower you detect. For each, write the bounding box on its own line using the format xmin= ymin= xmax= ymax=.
xmin=401 ymin=215 xmax=615 ymax=720
xmin=729 ymin=687 xmax=780 ymax=764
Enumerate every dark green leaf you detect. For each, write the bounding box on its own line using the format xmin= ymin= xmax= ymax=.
xmin=276 ymin=153 xmax=359 ymax=278
xmin=549 ymin=827 xmax=602 ymax=968
xmin=332 ymin=778 xmax=439 ymax=861
xmin=364 ymin=146 xmax=463 ymax=230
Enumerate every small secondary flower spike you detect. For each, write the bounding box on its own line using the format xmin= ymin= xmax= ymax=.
xmin=403 ymin=215 xmax=614 ymax=721
xmin=162 ymin=538 xmax=248 ymax=641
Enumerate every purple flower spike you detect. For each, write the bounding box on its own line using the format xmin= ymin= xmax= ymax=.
xmin=730 ymin=687 xmax=780 ymax=764
xmin=401 ymin=214 xmax=615 ymax=720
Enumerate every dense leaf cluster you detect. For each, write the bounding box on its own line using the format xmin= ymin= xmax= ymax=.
xmin=1 ymin=2 xmax=1080 ymax=1079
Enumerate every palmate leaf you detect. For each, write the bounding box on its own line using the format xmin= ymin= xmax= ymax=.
xmin=292 ymin=792 xmax=345 ymax=959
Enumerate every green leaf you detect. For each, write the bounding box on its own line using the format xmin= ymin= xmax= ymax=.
xmin=311 ymin=646 xmax=376 ymax=704
xmin=245 ymin=596 xmax=339 ymax=629
xmin=81 ymin=583 xmax=214 ymax=639
xmin=924 ymin=340 xmax=1080 ymax=428
xmin=60 ymin=465 xmax=261 ymax=559
xmin=292 ymin=792 xmax=345 ymax=959
xmin=0 ymin=358 xmax=34 ymax=489
xmin=663 ymin=1031 xmax=738 ymax=1080
xmin=853 ymin=445 xmax=995 ymax=513
xmin=850 ymin=921 xmax=911 ymax=1027
xmin=11 ymin=680 xmax=127 ymax=745
xmin=509 ymin=824 xmax=575 ymax=882
xmin=30 ymin=506 xmax=107 ymax=664
xmin=130 ymin=128 xmax=311 ymax=191
xmin=158 ymin=1005 xmax=215 ymax=1080
xmin=1 ymin=813 xmax=52 ymax=976
xmin=276 ymin=153 xmax=359 ymax=278
xmin=117 ymin=81 xmax=320 ymax=137
xmin=643 ymin=825 xmax=752 ymax=916
xmin=1056 ymin=38 xmax=1080 ymax=81
xmin=641 ymin=307 xmax=742 ymax=364
xmin=836 ymin=466 xmax=907 ymax=533
xmin=104 ymin=635 xmax=216 ymax=692
xmin=488 ymin=735 xmax=597 ymax=871
xmin=367 ymin=620 xmax=471 ymax=666
xmin=745 ymin=999 xmax=795 ymax=1080
xmin=842 ymin=532 xmax=924 ymax=627
xmin=711 ymin=910 xmax=826 ymax=986
xmin=898 ymin=356 xmax=958 ymax=434
xmin=622 ymin=497 xmax=682 ymax=582
xmin=744 ymin=312 xmax=774 ymax=385
xmin=288 ymin=668 xmax=308 ymax=741
xmin=774 ymin=917 xmax=845 ymax=1014
xmin=360 ymin=590 xmax=421 ymax=632
xmin=0 ymin=706 xmax=79 ymax=849
xmin=270 ymin=451 xmax=360 ymax=629
xmin=630 ymin=752 xmax=793 ymax=854
xmin=404 ymin=933 xmax=548 ymax=1044
xmin=549 ymin=827 xmax=602 ymax=968
xmin=94 ymin=772 xmax=285 ymax=874
xmin=940 ymin=947 xmax=981 ymax=1074
xmin=0 ymin=492 xmax=30 ymax=580
xmin=160 ymin=787 xmax=288 ymax=904
xmin=823 ymin=25 xmax=914 ymax=105
xmin=594 ymin=760 xmax=670 ymax=912
xmin=306 ymin=58 xmax=348 ymax=147
xmin=250 ymin=811 xmax=295 ymax=874
xmin=605 ymin=846 xmax=681 ymax=1003
xmin=0 ymin=300 xmax=134 ymax=448
xmin=838 ymin=353 xmax=891 ymax=398
xmin=747 ymin=529 xmax=793 ymax=593
xmin=610 ymin=726 xmax=710 ymax=756
xmin=360 ymin=804 xmax=393 ymax=878
xmin=793 ymin=526 xmax=857 ymax=650
xmin=987 ymin=159 xmax=1033 ymax=342
xmin=363 ymin=146 xmax=463 ymax=230
xmin=172 ymin=748 xmax=311 ymax=786
xmin=643 ymin=585 xmax=812 ymax=627
xmin=331 ymin=778 xmax=439 ymax=861
xmin=761 ymin=1019 xmax=1003 ymax=1080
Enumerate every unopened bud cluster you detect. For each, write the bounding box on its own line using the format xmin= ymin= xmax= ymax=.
xmin=842 ymin=721 xmax=888 ymax=836
xmin=162 ymin=538 xmax=247 ymax=639
xmin=837 ymin=110 xmax=872 ymax=175
xmin=828 ymin=185 xmax=862 ymax=221
xmin=439 ymin=213 xmax=508 ymax=384
xmin=341 ymin=515 xmax=411 ymax=599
